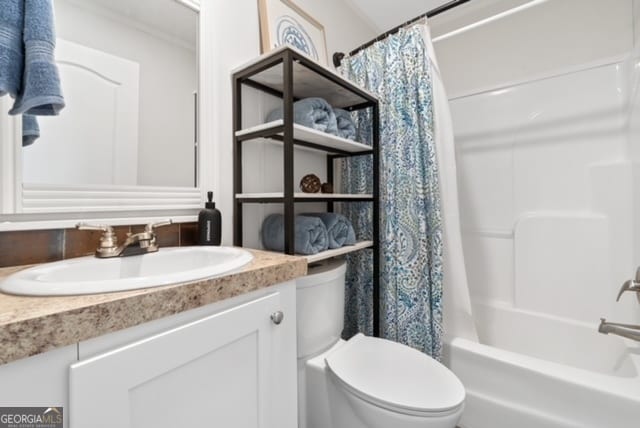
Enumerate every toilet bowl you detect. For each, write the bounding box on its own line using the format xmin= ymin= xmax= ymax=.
xmin=296 ymin=260 xmax=465 ymax=428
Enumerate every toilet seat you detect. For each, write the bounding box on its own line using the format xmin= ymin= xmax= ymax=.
xmin=325 ymin=334 xmax=465 ymax=416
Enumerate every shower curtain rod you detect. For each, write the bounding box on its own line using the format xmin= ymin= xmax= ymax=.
xmin=332 ymin=0 xmax=473 ymax=67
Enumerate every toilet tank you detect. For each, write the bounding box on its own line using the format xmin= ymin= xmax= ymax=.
xmin=296 ymin=260 xmax=346 ymax=359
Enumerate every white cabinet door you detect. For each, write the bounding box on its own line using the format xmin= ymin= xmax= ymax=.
xmin=69 ymin=292 xmax=283 ymax=428
xmin=0 ymin=344 xmax=77 ymax=428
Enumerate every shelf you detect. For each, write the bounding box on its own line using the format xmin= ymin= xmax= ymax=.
xmin=305 ymin=241 xmax=374 ymax=264
xmin=236 ymin=192 xmax=373 ymax=203
xmin=235 ymin=120 xmax=373 ymax=155
xmin=233 ymin=47 xmax=379 ymax=335
xmin=232 ymin=46 xmax=378 ymax=109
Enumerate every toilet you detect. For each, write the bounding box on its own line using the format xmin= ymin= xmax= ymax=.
xmin=296 ymin=260 xmax=465 ymax=428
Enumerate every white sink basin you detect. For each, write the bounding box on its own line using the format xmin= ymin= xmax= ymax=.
xmin=0 ymin=247 xmax=254 ymax=296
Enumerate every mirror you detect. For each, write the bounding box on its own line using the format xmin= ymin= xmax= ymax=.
xmin=21 ymin=0 xmax=199 ymax=189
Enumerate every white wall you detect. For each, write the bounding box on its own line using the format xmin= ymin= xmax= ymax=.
xmin=635 ymin=0 xmax=640 ymax=47
xmin=628 ymin=0 xmax=640 ymax=314
xmin=296 ymin=0 xmax=378 ymax=64
xmin=54 ymin=0 xmax=197 ymax=187
xmin=433 ymin=0 xmax=633 ymax=98
xmin=436 ymin=0 xmax=639 ymax=327
xmin=208 ymin=0 xmax=376 ymax=247
xmin=630 ymin=0 xmax=640 ymax=162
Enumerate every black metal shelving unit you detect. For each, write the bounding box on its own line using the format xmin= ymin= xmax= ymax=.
xmin=232 ymin=46 xmax=380 ymax=336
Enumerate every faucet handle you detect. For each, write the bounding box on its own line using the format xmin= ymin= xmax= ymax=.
xmin=616 ymin=279 xmax=640 ymax=302
xmin=76 ymin=222 xmax=114 ymax=234
xmin=144 ymin=219 xmax=173 ymax=233
xmin=76 ymin=222 xmax=118 ymax=257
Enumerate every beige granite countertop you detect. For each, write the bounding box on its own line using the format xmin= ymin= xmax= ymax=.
xmin=0 ymin=249 xmax=307 ymax=365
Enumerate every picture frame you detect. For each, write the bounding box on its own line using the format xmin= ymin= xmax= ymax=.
xmin=258 ymin=0 xmax=328 ymax=66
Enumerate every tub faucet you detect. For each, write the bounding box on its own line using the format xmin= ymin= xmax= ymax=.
xmin=76 ymin=220 xmax=172 ymax=258
xmin=598 ymin=318 xmax=640 ymax=342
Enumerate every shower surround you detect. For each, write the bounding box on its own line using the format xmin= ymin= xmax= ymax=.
xmin=444 ymin=40 xmax=640 ymax=428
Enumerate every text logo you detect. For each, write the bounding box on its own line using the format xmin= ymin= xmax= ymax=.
xmin=0 ymin=407 xmax=63 ymax=428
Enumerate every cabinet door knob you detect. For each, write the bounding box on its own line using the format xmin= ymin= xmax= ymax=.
xmin=270 ymin=311 xmax=284 ymax=325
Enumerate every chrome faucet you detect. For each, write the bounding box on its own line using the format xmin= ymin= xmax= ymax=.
xmin=598 ymin=318 xmax=640 ymax=342
xmin=616 ymin=267 xmax=640 ymax=301
xmin=76 ymin=220 xmax=173 ymax=258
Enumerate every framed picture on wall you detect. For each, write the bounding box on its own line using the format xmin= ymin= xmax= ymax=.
xmin=258 ymin=0 xmax=328 ymax=66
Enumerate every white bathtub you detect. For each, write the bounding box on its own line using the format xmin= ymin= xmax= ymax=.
xmin=444 ymin=301 xmax=640 ymax=428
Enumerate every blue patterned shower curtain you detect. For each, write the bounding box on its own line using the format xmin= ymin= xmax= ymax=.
xmin=340 ymin=26 xmax=444 ymax=359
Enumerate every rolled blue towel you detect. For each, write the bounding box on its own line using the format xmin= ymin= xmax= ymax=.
xmin=261 ymin=214 xmax=329 ymax=255
xmin=22 ymin=114 xmax=40 ymax=146
xmin=266 ymin=97 xmax=338 ymax=135
xmin=334 ymin=108 xmax=356 ymax=140
xmin=9 ymin=0 xmax=65 ymax=116
xmin=303 ymin=212 xmax=356 ymax=249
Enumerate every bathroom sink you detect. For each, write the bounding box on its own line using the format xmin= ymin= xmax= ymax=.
xmin=0 ymin=247 xmax=254 ymax=296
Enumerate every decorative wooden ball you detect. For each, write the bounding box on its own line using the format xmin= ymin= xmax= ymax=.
xmin=300 ymin=174 xmax=321 ymax=193
xmin=321 ymin=182 xmax=333 ymax=194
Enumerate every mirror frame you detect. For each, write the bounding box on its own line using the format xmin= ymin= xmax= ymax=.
xmin=0 ymin=0 xmax=208 ymax=226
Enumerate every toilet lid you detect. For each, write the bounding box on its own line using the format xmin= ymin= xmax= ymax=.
xmin=325 ymin=334 xmax=465 ymax=414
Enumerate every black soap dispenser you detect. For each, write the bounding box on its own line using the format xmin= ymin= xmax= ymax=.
xmin=198 ymin=191 xmax=221 ymax=245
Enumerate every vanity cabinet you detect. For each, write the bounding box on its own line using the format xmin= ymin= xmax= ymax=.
xmin=0 ymin=344 xmax=76 ymax=425
xmin=69 ymin=281 xmax=297 ymax=428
